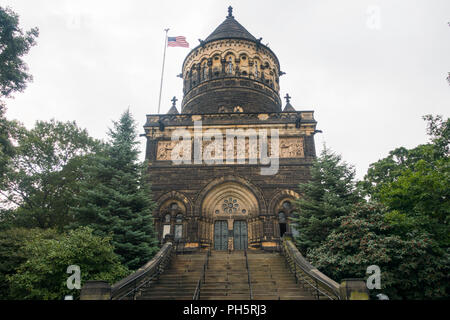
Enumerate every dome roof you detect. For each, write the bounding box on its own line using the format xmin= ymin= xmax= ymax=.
xmin=180 ymin=6 xmax=282 ymax=114
xmin=204 ymin=7 xmax=257 ymax=43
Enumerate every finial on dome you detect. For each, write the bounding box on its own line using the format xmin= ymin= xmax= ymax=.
xmin=227 ymin=6 xmax=234 ymax=18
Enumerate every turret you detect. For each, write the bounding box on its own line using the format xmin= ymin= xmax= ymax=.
xmin=180 ymin=6 xmax=282 ymax=114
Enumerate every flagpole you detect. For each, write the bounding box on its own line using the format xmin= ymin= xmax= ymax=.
xmin=157 ymin=28 xmax=169 ymax=114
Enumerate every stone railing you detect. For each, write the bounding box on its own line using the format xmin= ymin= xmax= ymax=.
xmin=281 ymin=235 xmax=369 ymax=300
xmin=80 ymin=242 xmax=174 ymax=300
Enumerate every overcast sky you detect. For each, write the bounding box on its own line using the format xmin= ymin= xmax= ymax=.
xmin=2 ymin=0 xmax=450 ymax=179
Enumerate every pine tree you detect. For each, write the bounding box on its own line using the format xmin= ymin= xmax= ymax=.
xmin=291 ymin=146 xmax=362 ymax=255
xmin=70 ymin=110 xmax=159 ymax=270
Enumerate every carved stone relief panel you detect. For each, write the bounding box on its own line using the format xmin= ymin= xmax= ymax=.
xmin=156 ymin=136 xmax=304 ymax=161
xmin=156 ymin=141 xmax=190 ymax=161
xmin=278 ymin=137 xmax=304 ymax=158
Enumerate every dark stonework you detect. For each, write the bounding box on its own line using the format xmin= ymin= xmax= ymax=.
xmin=144 ymin=9 xmax=318 ymax=250
xmin=182 ymin=77 xmax=281 ymax=114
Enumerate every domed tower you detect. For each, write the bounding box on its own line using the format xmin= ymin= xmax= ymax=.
xmin=181 ymin=6 xmax=282 ymax=114
xmin=144 ymin=7 xmax=318 ymax=251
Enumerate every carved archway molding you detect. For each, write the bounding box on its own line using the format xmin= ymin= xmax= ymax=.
xmin=155 ymin=191 xmax=193 ymax=217
xmin=194 ymin=175 xmax=267 ymax=217
xmin=268 ymin=189 xmax=301 ymax=214
xmin=202 ymin=182 xmax=259 ymax=219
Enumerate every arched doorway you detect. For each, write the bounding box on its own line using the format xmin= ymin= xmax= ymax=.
xmin=201 ymin=181 xmax=260 ymax=250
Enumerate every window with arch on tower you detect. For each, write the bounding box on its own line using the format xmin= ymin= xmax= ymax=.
xmin=227 ymin=57 xmax=233 ymax=75
xmin=202 ymin=63 xmax=208 ymax=80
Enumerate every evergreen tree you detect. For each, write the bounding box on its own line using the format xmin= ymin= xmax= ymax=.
xmin=70 ymin=110 xmax=159 ymax=270
xmin=291 ymin=146 xmax=362 ymax=255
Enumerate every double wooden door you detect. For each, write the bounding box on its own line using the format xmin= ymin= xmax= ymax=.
xmin=214 ymin=220 xmax=248 ymax=251
xmin=214 ymin=221 xmax=228 ymax=250
xmin=233 ymin=221 xmax=248 ymax=250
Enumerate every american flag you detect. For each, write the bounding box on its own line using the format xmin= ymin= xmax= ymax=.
xmin=167 ymin=36 xmax=189 ymax=48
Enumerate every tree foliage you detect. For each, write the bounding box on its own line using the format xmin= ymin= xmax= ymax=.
xmin=0 ymin=119 xmax=100 ymax=230
xmin=0 ymin=104 xmax=20 ymax=178
xmin=362 ymin=115 xmax=449 ymax=248
xmin=309 ymin=202 xmax=449 ymax=299
xmin=0 ymin=6 xmax=39 ymax=99
xmin=295 ymin=115 xmax=449 ymax=299
xmin=291 ymin=146 xmax=362 ymax=254
xmin=70 ymin=110 xmax=159 ymax=270
xmin=7 ymin=227 xmax=128 ymax=300
xmin=0 ymin=227 xmax=58 ymax=299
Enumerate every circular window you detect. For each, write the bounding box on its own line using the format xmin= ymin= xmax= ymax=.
xmin=282 ymin=201 xmax=291 ymax=210
xmin=222 ymin=197 xmax=241 ymax=214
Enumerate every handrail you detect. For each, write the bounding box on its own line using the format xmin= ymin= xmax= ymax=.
xmin=192 ymin=248 xmax=211 ymax=300
xmin=244 ymin=249 xmax=253 ymax=300
xmin=111 ymin=242 xmax=174 ymax=300
xmin=281 ymin=238 xmax=341 ymax=300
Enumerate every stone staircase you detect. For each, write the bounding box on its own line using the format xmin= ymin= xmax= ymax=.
xmin=138 ymin=250 xmax=316 ymax=300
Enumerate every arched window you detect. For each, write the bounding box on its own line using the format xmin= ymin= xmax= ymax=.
xmin=203 ymin=63 xmax=208 ymax=80
xmin=277 ymin=199 xmax=297 ymax=238
xmin=278 ymin=211 xmax=287 ymax=237
xmin=163 ymin=214 xmax=171 ymax=240
xmin=175 ymin=214 xmax=183 ymax=240
xmin=282 ymin=201 xmax=291 ymax=210
xmin=278 ymin=211 xmax=286 ymax=223
xmin=160 ymin=199 xmax=186 ymax=243
xmin=227 ymin=57 xmax=233 ymax=74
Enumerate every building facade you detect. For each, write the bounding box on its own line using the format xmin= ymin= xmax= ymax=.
xmin=144 ymin=7 xmax=318 ymax=251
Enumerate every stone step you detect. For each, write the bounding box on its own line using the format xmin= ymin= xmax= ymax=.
xmin=138 ymin=251 xmax=316 ymax=300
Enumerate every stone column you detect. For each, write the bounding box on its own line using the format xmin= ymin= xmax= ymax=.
xmin=228 ymin=218 xmax=234 ymax=251
xmin=339 ymin=279 xmax=369 ymax=300
xmin=80 ymin=281 xmax=111 ymax=300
